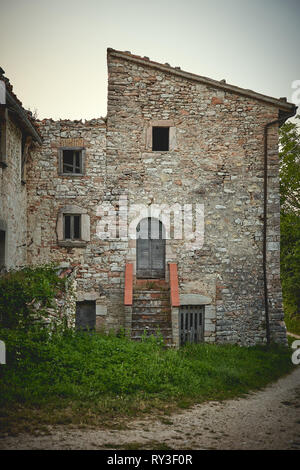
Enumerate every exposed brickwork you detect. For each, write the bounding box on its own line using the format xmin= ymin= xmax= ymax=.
xmin=104 ymin=50 xmax=286 ymax=345
xmin=26 ymin=118 xmax=123 ymax=329
xmin=0 ymin=116 xmax=27 ymax=269
xmin=24 ymin=49 xmax=292 ymax=346
xmin=132 ymin=286 xmax=172 ymax=345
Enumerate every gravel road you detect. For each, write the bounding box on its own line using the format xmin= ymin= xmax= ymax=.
xmin=1 ymin=367 xmax=299 ymax=450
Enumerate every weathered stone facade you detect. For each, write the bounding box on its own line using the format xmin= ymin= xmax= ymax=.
xmin=103 ymin=50 xmax=291 ymax=345
xmin=0 ymin=115 xmax=27 ymax=269
xmin=0 ymin=69 xmax=42 ymax=271
xmin=2 ymin=49 xmax=296 ymax=346
xmin=26 ymin=118 xmax=111 ymax=330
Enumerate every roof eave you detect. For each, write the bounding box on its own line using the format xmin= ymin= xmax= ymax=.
xmin=108 ymin=49 xmax=296 ymax=114
xmin=279 ymin=105 xmax=298 ymax=126
xmin=6 ymin=90 xmax=42 ymax=145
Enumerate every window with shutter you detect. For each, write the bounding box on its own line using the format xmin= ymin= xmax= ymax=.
xmin=63 ymin=214 xmax=81 ymax=240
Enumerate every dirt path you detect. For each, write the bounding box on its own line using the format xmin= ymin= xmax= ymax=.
xmin=288 ymin=332 xmax=300 ymax=339
xmin=1 ymin=367 xmax=300 ymax=450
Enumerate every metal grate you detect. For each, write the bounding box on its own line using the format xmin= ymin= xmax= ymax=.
xmin=180 ymin=305 xmax=205 ymax=345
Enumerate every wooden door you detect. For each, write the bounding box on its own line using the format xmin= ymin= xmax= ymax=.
xmin=179 ymin=305 xmax=205 ymax=345
xmin=136 ymin=218 xmax=165 ymax=279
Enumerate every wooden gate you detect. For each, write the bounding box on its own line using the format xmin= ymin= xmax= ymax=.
xmin=179 ymin=305 xmax=205 ymax=345
xmin=136 ymin=218 xmax=165 ymax=279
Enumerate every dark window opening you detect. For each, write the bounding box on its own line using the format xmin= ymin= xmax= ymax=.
xmin=63 ymin=214 xmax=81 ymax=240
xmin=0 ymin=230 xmax=5 ymax=268
xmin=75 ymin=301 xmax=96 ymax=331
xmin=152 ymin=127 xmax=169 ymax=151
xmin=62 ymin=149 xmax=82 ymax=174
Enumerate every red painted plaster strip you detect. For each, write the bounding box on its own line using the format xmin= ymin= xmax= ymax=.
xmin=169 ymin=263 xmax=180 ymax=307
xmin=124 ymin=263 xmax=133 ymax=306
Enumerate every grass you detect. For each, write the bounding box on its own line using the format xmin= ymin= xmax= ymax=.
xmin=287 ymin=334 xmax=297 ymax=347
xmin=0 ymin=328 xmax=295 ymax=436
xmin=285 ymin=314 xmax=300 ymax=336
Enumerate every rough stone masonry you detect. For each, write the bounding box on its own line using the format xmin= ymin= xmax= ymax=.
xmin=2 ymin=49 xmax=296 ymax=346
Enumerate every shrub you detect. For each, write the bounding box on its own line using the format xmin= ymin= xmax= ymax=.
xmin=0 ymin=264 xmax=66 ymax=329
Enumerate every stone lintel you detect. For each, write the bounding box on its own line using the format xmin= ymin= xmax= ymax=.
xmin=180 ymin=294 xmax=212 ymax=305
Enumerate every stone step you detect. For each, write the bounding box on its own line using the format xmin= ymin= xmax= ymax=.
xmin=132 ymin=316 xmax=171 ymax=325
xmin=134 ymin=280 xmax=169 ymax=289
xmin=133 ymin=290 xmax=170 ymax=296
xmin=133 ymin=306 xmax=170 ymax=312
xmin=133 ymin=298 xmax=170 ymax=304
xmin=133 ymin=292 xmax=170 ymax=297
xmin=133 ymin=299 xmax=170 ymax=307
xmin=131 ymin=322 xmax=172 ymax=330
xmin=131 ymin=280 xmax=172 ymax=345
xmin=132 ymin=314 xmax=171 ymax=321
xmin=133 ymin=310 xmax=171 ymax=316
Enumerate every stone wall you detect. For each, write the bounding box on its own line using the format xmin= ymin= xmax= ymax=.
xmin=26 ymin=51 xmax=287 ymax=345
xmin=105 ymin=50 xmax=286 ymax=345
xmin=0 ymin=115 xmax=27 ymax=269
xmin=26 ymin=118 xmax=119 ymax=330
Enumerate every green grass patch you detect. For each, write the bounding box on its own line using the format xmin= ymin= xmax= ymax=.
xmin=285 ymin=314 xmax=300 ymax=336
xmin=0 ymin=328 xmax=295 ymax=435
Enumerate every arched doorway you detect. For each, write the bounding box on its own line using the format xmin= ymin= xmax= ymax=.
xmin=136 ymin=218 xmax=165 ymax=279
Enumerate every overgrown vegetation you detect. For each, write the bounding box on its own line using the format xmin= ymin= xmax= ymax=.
xmin=0 ymin=264 xmax=67 ymax=329
xmin=279 ymin=116 xmax=300 ymax=335
xmin=0 ymin=249 xmax=297 ymax=436
xmin=281 ymin=212 xmax=300 ymax=335
xmin=0 ymin=328 xmax=294 ymax=435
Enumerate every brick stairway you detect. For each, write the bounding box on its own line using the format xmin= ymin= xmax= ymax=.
xmin=131 ymin=280 xmax=172 ymax=345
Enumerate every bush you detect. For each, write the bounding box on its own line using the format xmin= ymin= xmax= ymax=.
xmin=0 ymin=264 xmax=66 ymax=329
xmin=281 ymin=212 xmax=300 ymax=334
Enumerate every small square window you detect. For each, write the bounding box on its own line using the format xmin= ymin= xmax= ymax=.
xmin=152 ymin=127 xmax=169 ymax=151
xmin=59 ymin=147 xmax=85 ymax=175
xmin=63 ymin=214 xmax=81 ymax=240
xmin=62 ymin=149 xmax=82 ymax=174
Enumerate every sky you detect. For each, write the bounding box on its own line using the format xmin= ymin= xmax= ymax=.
xmin=0 ymin=0 xmax=299 ymax=120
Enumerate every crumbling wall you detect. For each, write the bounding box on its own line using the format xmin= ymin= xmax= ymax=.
xmin=34 ymin=266 xmax=77 ymax=329
xmin=26 ymin=118 xmax=112 ymax=329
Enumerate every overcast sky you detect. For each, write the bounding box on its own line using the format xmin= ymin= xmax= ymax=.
xmin=1 ymin=0 xmax=299 ymax=120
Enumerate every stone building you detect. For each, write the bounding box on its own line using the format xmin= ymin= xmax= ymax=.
xmin=0 ymin=69 xmax=42 ymax=271
xmin=0 ymin=49 xmax=297 ymax=346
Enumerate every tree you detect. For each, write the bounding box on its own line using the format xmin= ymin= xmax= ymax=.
xmin=279 ymin=116 xmax=300 ymax=214
xmin=279 ymin=115 xmax=300 ymax=333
